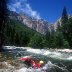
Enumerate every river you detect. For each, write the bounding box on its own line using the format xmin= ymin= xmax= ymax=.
xmin=0 ymin=46 xmax=72 ymax=72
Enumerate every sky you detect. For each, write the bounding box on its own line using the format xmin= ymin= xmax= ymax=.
xmin=8 ymin=0 xmax=72 ymax=23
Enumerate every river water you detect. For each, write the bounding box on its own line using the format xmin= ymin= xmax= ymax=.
xmin=0 ymin=46 xmax=72 ymax=72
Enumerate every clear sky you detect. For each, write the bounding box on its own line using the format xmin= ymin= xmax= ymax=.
xmin=8 ymin=0 xmax=72 ymax=23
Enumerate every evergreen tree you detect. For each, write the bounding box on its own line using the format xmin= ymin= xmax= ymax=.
xmin=63 ymin=39 xmax=70 ymax=48
xmin=49 ymin=33 xmax=56 ymax=48
xmin=61 ymin=6 xmax=68 ymax=24
xmin=61 ymin=6 xmax=68 ymax=41
xmin=65 ymin=18 xmax=72 ymax=48
xmin=55 ymin=31 xmax=64 ymax=48
xmin=44 ymin=30 xmax=51 ymax=47
xmin=28 ymin=33 xmax=43 ymax=48
xmin=50 ymin=25 xmax=56 ymax=48
xmin=14 ymin=32 xmax=20 ymax=46
xmin=56 ymin=21 xmax=61 ymax=31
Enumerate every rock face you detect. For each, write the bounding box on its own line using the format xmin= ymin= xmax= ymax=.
xmin=21 ymin=16 xmax=49 ymax=35
xmin=20 ymin=15 xmax=49 ymax=35
xmin=54 ymin=15 xmax=72 ymax=31
xmin=9 ymin=11 xmax=72 ymax=34
xmin=53 ymin=18 xmax=61 ymax=31
xmin=9 ymin=11 xmax=49 ymax=35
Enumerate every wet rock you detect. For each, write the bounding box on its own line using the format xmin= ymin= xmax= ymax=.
xmin=0 ymin=62 xmax=15 ymax=72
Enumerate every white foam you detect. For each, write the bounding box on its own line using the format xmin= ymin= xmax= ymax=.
xmin=3 ymin=46 xmax=72 ymax=61
xmin=43 ymin=50 xmax=51 ymax=55
xmin=67 ymin=56 xmax=72 ymax=60
xmin=57 ymin=49 xmax=72 ymax=53
xmin=26 ymin=48 xmax=72 ymax=60
xmin=27 ymin=48 xmax=42 ymax=54
xmin=3 ymin=46 xmax=16 ymax=49
xmin=50 ymin=52 xmax=62 ymax=58
xmin=16 ymin=67 xmax=27 ymax=72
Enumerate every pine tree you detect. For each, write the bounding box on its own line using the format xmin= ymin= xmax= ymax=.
xmin=56 ymin=21 xmax=61 ymax=31
xmin=50 ymin=25 xmax=56 ymax=48
xmin=44 ymin=30 xmax=51 ymax=47
xmin=61 ymin=6 xmax=68 ymax=40
xmin=28 ymin=33 xmax=43 ymax=48
xmin=65 ymin=18 xmax=72 ymax=48
xmin=55 ymin=31 xmax=64 ymax=48
xmin=61 ymin=6 xmax=68 ymax=24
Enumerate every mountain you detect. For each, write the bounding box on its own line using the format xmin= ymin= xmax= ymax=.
xmin=54 ymin=15 xmax=72 ymax=31
xmin=4 ymin=10 xmax=72 ymax=48
xmin=9 ymin=11 xmax=49 ymax=35
xmin=5 ymin=11 xmax=44 ymax=46
xmin=9 ymin=11 xmax=72 ymax=35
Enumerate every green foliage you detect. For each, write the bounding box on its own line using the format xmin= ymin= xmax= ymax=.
xmin=60 ymin=7 xmax=72 ymax=48
xmin=44 ymin=30 xmax=56 ymax=48
xmin=63 ymin=39 xmax=70 ymax=48
xmin=44 ymin=31 xmax=51 ymax=47
xmin=61 ymin=6 xmax=68 ymax=24
xmin=28 ymin=33 xmax=44 ymax=48
xmin=4 ymin=19 xmax=37 ymax=46
xmin=4 ymin=6 xmax=72 ymax=49
xmin=55 ymin=31 xmax=64 ymax=48
xmin=56 ymin=21 xmax=61 ymax=31
xmin=64 ymin=18 xmax=72 ymax=48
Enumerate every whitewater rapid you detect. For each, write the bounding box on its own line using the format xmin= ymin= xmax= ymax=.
xmin=1 ymin=46 xmax=72 ymax=72
xmin=3 ymin=46 xmax=72 ymax=60
xmin=26 ymin=48 xmax=72 ymax=61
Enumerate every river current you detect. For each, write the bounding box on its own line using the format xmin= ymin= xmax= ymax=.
xmin=0 ymin=46 xmax=72 ymax=72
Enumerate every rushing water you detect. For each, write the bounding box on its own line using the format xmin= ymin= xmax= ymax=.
xmin=0 ymin=46 xmax=72 ymax=72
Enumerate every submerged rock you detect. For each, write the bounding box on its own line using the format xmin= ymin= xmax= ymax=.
xmin=0 ymin=62 xmax=15 ymax=72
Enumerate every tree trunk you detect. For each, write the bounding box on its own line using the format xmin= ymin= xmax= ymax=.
xmin=0 ymin=0 xmax=8 ymax=51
